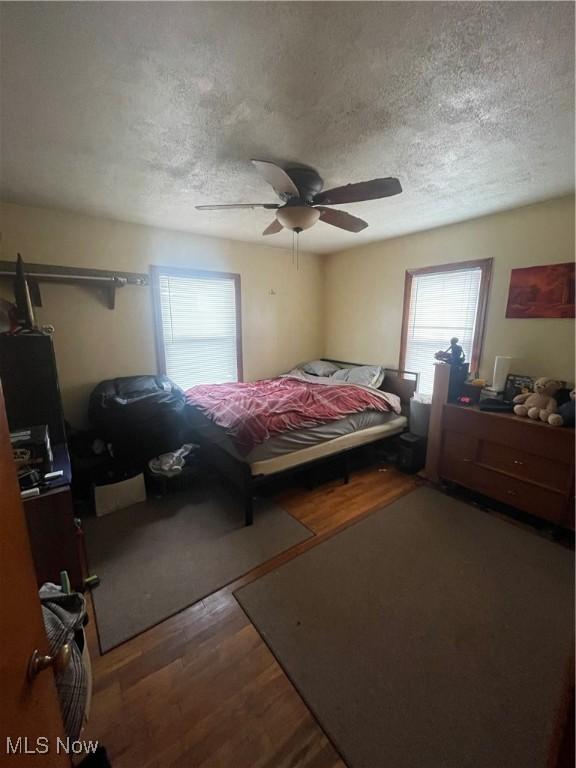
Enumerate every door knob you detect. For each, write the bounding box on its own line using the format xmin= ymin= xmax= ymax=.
xmin=28 ymin=643 xmax=72 ymax=680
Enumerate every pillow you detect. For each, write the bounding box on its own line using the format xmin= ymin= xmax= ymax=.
xmin=331 ymin=368 xmax=351 ymax=382
xmin=301 ymin=359 xmax=341 ymax=377
xmin=336 ymin=365 xmax=384 ymax=389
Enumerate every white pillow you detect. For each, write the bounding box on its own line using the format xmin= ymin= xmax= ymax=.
xmin=301 ymin=359 xmax=341 ymax=377
xmin=331 ymin=368 xmax=351 ymax=382
xmin=334 ymin=365 xmax=384 ymax=388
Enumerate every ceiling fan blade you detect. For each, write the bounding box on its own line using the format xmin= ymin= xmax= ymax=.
xmin=251 ymin=159 xmax=300 ymax=199
xmin=313 ymin=177 xmax=402 ymax=205
xmin=316 ymin=206 xmax=368 ymax=233
xmin=196 ymin=203 xmax=279 ymax=211
xmin=262 ymin=219 xmax=283 ymax=236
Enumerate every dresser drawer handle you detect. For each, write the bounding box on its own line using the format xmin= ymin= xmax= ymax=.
xmin=506 ymin=490 xmax=517 ymax=496
xmin=462 ymin=458 xmax=473 ymax=463
xmin=513 ymin=460 xmax=524 ymax=466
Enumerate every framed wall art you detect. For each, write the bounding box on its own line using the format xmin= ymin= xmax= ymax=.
xmin=505 ymin=262 xmax=575 ymax=319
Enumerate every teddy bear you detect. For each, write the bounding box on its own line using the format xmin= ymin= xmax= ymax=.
xmin=548 ymin=389 xmax=575 ymax=427
xmin=513 ymin=377 xmax=560 ymax=422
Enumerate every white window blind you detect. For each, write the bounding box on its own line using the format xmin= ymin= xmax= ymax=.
xmin=404 ymin=267 xmax=482 ymax=396
xmin=157 ymin=272 xmax=239 ymax=391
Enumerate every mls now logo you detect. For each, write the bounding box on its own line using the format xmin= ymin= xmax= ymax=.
xmin=6 ymin=737 xmax=99 ymax=755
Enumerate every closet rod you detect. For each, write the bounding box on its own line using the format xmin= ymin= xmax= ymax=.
xmin=0 ymin=260 xmax=149 ymax=285
xmin=0 ymin=259 xmax=149 ymax=310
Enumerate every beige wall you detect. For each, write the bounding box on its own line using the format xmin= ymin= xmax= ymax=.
xmin=1 ymin=196 xmax=574 ymax=428
xmin=324 ymin=196 xmax=575 ymax=386
xmin=0 ymin=203 xmax=324 ymax=427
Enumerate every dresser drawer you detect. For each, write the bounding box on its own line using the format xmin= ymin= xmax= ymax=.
xmin=441 ymin=430 xmax=478 ymax=463
xmin=440 ymin=452 xmax=478 ymax=488
xmin=439 ymin=405 xmax=574 ymax=528
xmin=441 ymin=460 xmax=567 ymax=524
xmin=477 ymin=440 xmax=572 ymax=493
xmin=476 ymin=467 xmax=567 ymax=523
xmin=442 ymin=404 xmax=574 ymax=464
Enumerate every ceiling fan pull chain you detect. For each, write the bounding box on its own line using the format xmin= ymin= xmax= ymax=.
xmin=296 ymin=232 xmax=300 ymax=272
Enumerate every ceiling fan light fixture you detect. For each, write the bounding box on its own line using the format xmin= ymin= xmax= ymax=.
xmin=276 ymin=206 xmax=320 ymax=232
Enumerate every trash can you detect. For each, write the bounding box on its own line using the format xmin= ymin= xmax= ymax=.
xmin=410 ymin=394 xmax=431 ymax=438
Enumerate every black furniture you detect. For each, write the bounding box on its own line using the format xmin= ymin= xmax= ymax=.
xmin=88 ymin=374 xmax=186 ymax=465
xmin=0 ymin=333 xmax=66 ymax=443
xmin=0 ymin=332 xmax=83 ymax=590
xmin=397 ymin=432 xmax=427 ymax=474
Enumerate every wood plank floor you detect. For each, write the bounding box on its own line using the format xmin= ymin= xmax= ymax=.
xmin=84 ymin=465 xmax=418 ymax=768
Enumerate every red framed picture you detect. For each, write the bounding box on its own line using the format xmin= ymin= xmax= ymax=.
xmin=505 ymin=262 xmax=575 ymax=319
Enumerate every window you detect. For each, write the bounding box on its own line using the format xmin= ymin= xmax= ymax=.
xmin=399 ymin=260 xmax=492 ymax=396
xmin=152 ymin=267 xmax=242 ymax=391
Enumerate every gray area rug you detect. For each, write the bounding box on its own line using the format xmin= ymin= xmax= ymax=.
xmin=84 ymin=486 xmax=311 ymax=652
xmin=235 ymin=486 xmax=574 ymax=768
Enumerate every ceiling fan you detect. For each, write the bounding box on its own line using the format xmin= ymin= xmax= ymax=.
xmin=196 ymin=160 xmax=402 ymax=235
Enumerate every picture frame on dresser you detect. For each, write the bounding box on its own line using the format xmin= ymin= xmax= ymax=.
xmin=504 ymin=374 xmax=534 ymax=402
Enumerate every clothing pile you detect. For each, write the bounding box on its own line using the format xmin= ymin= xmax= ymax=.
xmin=148 ymin=443 xmax=199 ymax=478
xmin=39 ymin=583 xmax=88 ymax=741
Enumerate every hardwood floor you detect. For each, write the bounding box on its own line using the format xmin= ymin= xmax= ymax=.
xmin=84 ymin=465 xmax=418 ymax=768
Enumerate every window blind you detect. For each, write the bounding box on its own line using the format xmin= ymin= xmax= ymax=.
xmin=157 ymin=272 xmax=239 ymax=391
xmin=404 ymin=267 xmax=482 ymax=396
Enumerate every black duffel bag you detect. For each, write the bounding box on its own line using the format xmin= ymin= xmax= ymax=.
xmin=88 ymin=375 xmax=187 ymax=465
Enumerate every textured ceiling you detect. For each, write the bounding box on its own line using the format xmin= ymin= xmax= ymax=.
xmin=0 ymin=2 xmax=574 ymax=254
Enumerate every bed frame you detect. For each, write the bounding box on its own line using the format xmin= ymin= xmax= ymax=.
xmin=192 ymin=362 xmax=419 ymax=526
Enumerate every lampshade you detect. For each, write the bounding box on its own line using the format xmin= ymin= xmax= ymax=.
xmin=276 ymin=206 xmax=320 ymax=232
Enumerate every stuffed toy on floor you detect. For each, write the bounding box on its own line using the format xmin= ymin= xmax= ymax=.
xmin=513 ymin=377 xmax=560 ymax=422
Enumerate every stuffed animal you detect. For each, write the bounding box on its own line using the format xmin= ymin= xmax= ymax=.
xmin=548 ymin=389 xmax=575 ymax=427
xmin=513 ymin=377 xmax=560 ymax=422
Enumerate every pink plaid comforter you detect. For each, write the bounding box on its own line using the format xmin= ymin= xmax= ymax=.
xmin=185 ymin=376 xmax=401 ymax=453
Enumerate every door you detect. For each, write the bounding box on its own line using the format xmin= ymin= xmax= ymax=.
xmin=0 ymin=384 xmax=68 ymax=765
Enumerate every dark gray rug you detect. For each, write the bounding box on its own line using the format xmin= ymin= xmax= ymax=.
xmin=84 ymin=487 xmax=311 ymax=652
xmin=235 ymin=486 xmax=574 ymax=768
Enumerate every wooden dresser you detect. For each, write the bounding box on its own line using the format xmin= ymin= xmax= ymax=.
xmin=22 ymin=444 xmax=84 ymax=592
xmin=439 ymin=404 xmax=575 ymax=529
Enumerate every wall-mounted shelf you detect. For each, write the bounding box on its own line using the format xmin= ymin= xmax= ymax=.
xmin=0 ymin=260 xmax=149 ymax=310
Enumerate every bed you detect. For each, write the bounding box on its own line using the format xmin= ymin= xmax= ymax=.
xmin=185 ymin=360 xmax=418 ymax=525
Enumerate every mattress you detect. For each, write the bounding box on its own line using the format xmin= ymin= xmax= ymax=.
xmin=249 ymin=415 xmax=407 ymax=476
xmin=186 ymin=405 xmax=407 ymax=476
